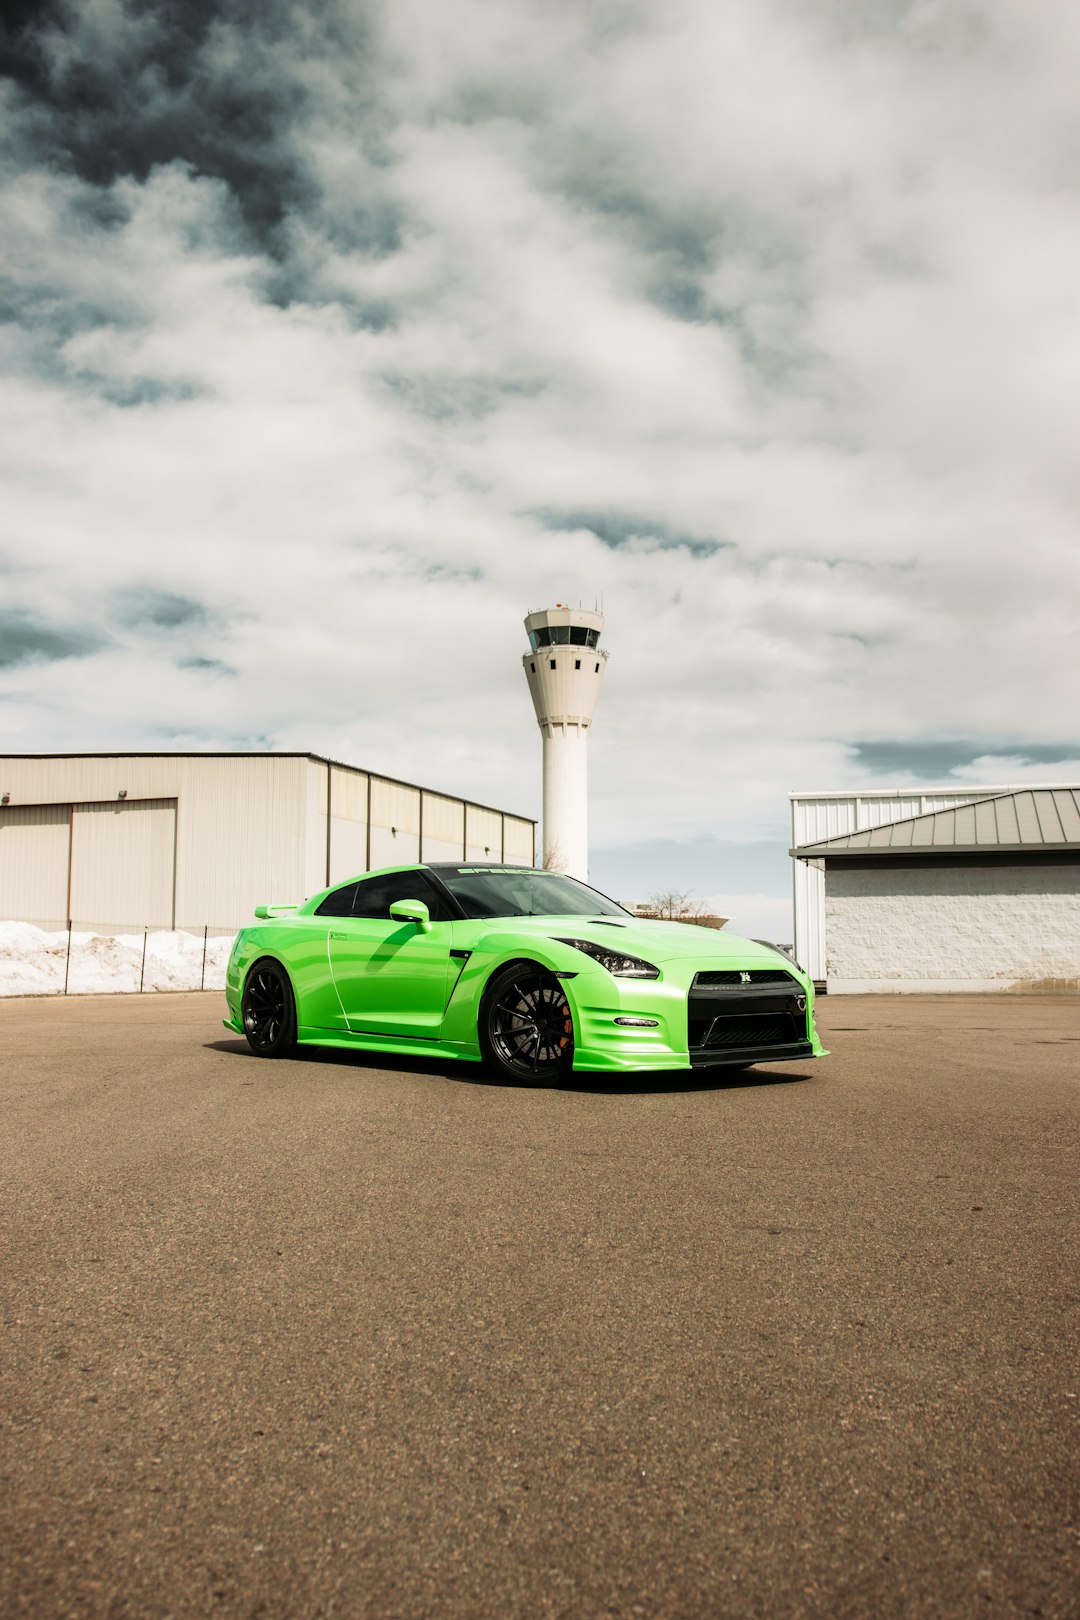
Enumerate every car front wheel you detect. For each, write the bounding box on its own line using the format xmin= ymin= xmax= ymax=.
xmin=481 ymin=964 xmax=574 ymax=1085
xmin=242 ymin=959 xmax=297 ymax=1058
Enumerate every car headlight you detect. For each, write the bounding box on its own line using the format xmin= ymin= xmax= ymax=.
xmin=555 ymin=938 xmax=660 ymax=979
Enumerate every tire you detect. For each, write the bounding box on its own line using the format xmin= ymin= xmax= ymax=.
xmin=241 ymin=958 xmax=298 ymax=1058
xmin=480 ymin=963 xmax=574 ymax=1085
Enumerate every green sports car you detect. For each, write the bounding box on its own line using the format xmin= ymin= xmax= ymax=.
xmin=224 ymin=863 xmax=828 ymax=1083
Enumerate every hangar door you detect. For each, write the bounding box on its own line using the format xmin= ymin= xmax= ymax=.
xmin=70 ymin=799 xmax=177 ymax=932
xmin=0 ymin=804 xmax=71 ymax=929
xmin=0 ymin=799 xmax=177 ymax=932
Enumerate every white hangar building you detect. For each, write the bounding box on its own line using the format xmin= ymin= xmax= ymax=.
xmin=791 ymin=785 xmax=1080 ymax=993
xmin=0 ymin=753 xmax=536 ymax=935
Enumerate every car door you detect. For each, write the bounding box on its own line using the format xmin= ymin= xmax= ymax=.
xmin=326 ymin=870 xmax=454 ymax=1037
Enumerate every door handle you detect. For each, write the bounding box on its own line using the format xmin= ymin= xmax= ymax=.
xmin=329 ymin=931 xmax=349 ymax=940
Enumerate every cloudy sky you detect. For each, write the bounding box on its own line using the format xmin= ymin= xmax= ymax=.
xmin=2 ymin=0 xmax=1079 ymax=936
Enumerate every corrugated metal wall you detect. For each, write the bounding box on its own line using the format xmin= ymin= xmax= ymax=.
xmin=296 ymin=762 xmax=539 ymax=899
xmin=0 ymin=804 xmax=70 ymax=929
xmin=365 ymin=777 xmax=419 ymax=871
xmin=465 ymin=804 xmax=502 ymax=862
xmin=422 ymin=793 xmax=466 ymax=863
xmin=0 ymin=755 xmax=310 ymax=927
xmin=70 ymin=800 xmax=177 ymax=931
xmin=0 ymin=798 xmax=179 ymax=931
xmin=305 ymin=761 xmax=536 ymax=879
xmin=0 ymin=755 xmax=536 ymax=932
xmin=327 ymin=765 xmax=367 ymax=885
xmin=503 ymin=816 xmax=535 ymax=866
xmin=791 ymin=789 xmax=1008 ymax=979
xmin=174 ymin=755 xmax=309 ymax=924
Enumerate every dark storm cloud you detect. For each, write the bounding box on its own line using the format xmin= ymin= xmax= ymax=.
xmin=535 ymin=509 xmax=730 ymax=557
xmin=558 ymin=166 xmax=722 ymax=321
xmin=383 ymin=371 xmax=544 ymax=421
xmin=424 ymin=563 xmax=483 ymax=584
xmin=0 ymin=608 xmax=104 ymax=668
xmin=564 ymin=169 xmax=718 ymax=271
xmin=116 ymin=589 xmax=208 ymax=629
xmin=551 ymin=148 xmax=801 ymax=376
xmin=178 ymin=655 xmax=234 ymax=674
xmin=851 ymin=740 xmax=1080 ymax=777
xmin=0 ymin=0 xmax=369 ymax=253
xmin=93 ymin=377 xmax=203 ymax=406
xmin=0 ymin=273 xmax=203 ymax=403
xmin=1 ymin=276 xmax=122 ymax=360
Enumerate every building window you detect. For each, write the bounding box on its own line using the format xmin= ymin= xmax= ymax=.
xmin=530 ymin=625 xmax=600 ymax=650
xmin=594 ymin=662 xmax=600 ymax=672
xmin=575 ymin=659 xmax=581 ymax=669
xmin=530 ymin=662 xmax=536 ymax=673
xmin=550 ymin=659 xmax=556 ymax=669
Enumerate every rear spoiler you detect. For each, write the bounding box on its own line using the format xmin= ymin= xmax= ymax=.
xmin=253 ymin=904 xmax=299 ymax=919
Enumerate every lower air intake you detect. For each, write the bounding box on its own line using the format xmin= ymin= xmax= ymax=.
xmin=690 ymin=1013 xmax=803 ymax=1050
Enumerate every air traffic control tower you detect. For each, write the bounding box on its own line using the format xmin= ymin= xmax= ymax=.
xmin=522 ymin=605 xmax=608 ymax=881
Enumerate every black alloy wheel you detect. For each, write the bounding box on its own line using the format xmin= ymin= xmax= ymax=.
xmin=242 ymin=959 xmax=297 ymax=1058
xmin=482 ymin=964 xmax=574 ymax=1085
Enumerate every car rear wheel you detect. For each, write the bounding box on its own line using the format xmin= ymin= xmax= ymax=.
xmin=242 ymin=959 xmax=297 ymax=1058
xmin=481 ymin=964 xmax=574 ymax=1085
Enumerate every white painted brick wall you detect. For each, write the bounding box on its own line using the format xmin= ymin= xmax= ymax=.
xmin=825 ymin=864 xmax=1080 ymax=991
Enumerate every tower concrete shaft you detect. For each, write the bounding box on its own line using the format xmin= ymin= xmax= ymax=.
xmin=522 ymin=606 xmax=607 ymax=881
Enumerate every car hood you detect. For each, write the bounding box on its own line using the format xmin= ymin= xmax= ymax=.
xmin=479 ymin=914 xmax=797 ymax=970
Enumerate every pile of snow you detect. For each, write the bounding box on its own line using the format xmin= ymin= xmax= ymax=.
xmin=0 ymin=921 xmax=236 ymax=997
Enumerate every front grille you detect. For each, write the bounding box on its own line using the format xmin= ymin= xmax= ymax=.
xmin=687 ymin=969 xmax=810 ymax=1064
xmin=689 ymin=1012 xmax=803 ymax=1050
xmin=693 ymin=969 xmax=796 ymax=988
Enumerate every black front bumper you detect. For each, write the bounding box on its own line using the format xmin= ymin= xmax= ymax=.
xmin=687 ymin=980 xmax=813 ymax=1068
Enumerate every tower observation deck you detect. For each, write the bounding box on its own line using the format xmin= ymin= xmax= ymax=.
xmin=522 ymin=605 xmax=608 ymax=881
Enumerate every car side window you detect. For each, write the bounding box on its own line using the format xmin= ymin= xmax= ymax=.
xmin=351 ymin=871 xmax=449 ymax=923
xmin=315 ymin=883 xmax=361 ymax=917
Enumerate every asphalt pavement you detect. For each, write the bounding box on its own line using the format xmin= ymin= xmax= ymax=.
xmin=2 ymin=990 xmax=1078 ymax=1619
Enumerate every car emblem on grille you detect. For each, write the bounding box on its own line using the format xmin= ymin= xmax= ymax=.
xmin=739 ymin=970 xmax=751 ymax=983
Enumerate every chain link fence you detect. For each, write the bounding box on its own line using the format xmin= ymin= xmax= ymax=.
xmin=0 ymin=922 xmax=237 ymax=996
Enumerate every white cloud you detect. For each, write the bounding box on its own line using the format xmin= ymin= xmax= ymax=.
xmin=1 ymin=0 xmax=1078 ymax=893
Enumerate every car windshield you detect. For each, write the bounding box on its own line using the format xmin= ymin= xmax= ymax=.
xmin=435 ymin=867 xmax=629 ymax=920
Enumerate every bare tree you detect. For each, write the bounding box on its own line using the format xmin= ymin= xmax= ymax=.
xmin=541 ymin=839 xmax=567 ymax=873
xmin=640 ymin=891 xmax=707 ymax=921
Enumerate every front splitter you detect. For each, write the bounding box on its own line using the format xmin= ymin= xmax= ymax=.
xmin=688 ymin=1040 xmax=817 ymax=1068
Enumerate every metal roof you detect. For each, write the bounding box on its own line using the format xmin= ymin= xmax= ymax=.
xmin=791 ymin=787 xmax=1080 ymax=858
xmin=0 ymin=751 xmax=536 ymax=826
xmin=788 ymin=780 xmax=1076 ymax=800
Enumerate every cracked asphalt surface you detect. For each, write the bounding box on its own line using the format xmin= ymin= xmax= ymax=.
xmin=1 ymin=990 xmax=1078 ymax=1619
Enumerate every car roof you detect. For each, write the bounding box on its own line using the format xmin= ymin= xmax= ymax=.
xmin=426 ymin=862 xmax=536 ymax=872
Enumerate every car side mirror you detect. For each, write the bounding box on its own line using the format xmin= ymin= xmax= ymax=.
xmin=389 ymin=899 xmax=432 ymax=933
